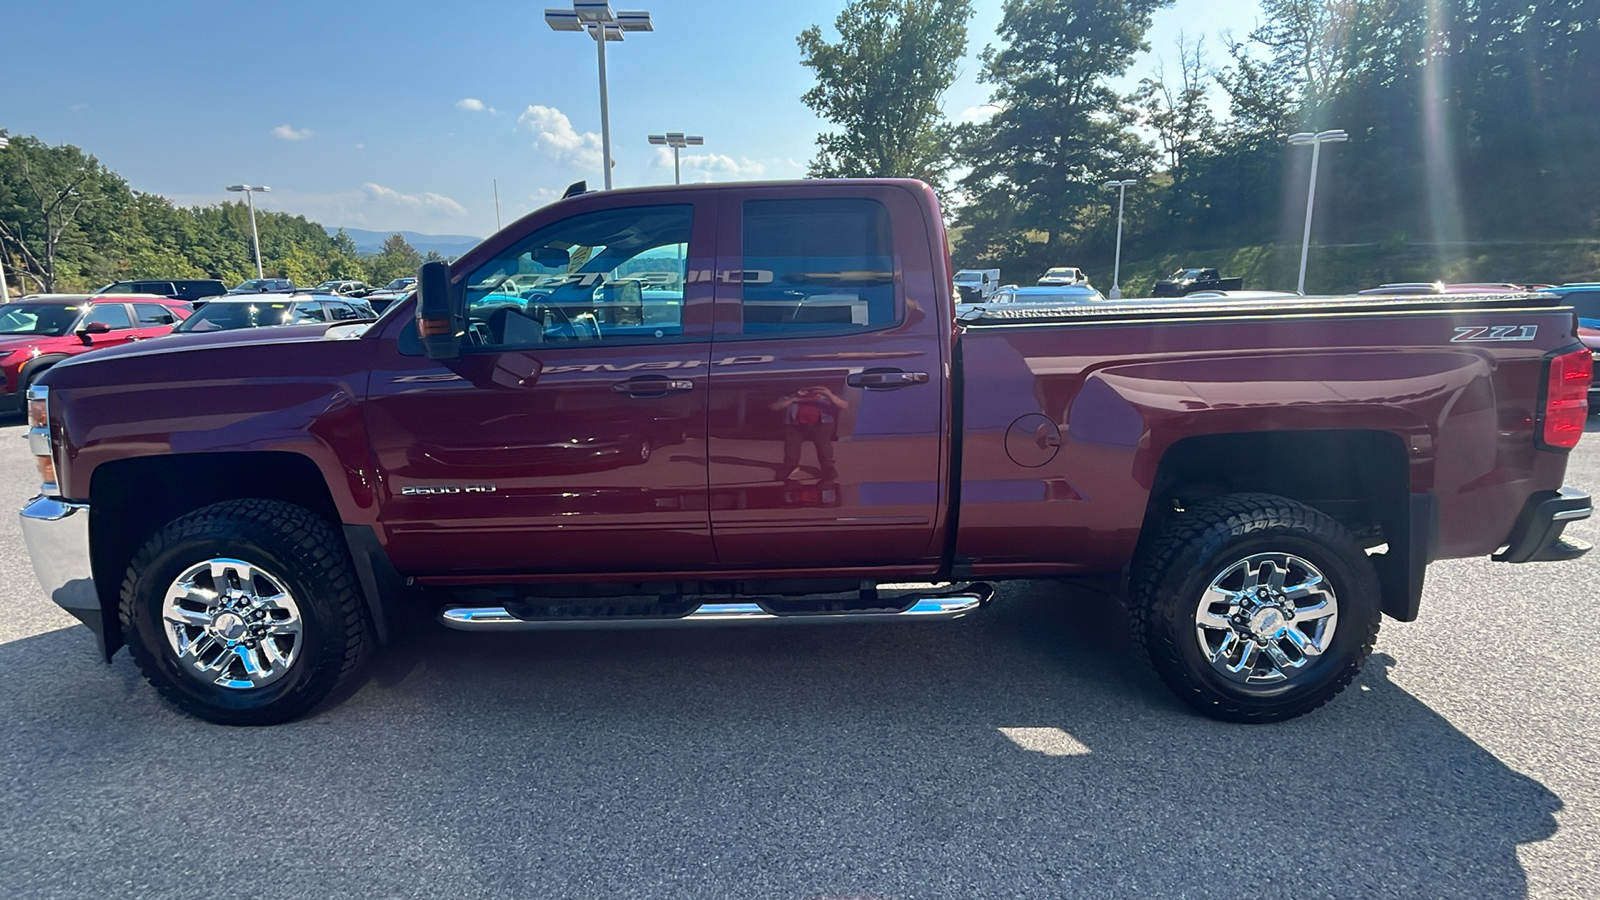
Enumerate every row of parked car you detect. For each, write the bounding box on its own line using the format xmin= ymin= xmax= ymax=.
xmin=93 ymin=276 xmax=418 ymax=311
xmin=0 ymin=283 xmax=415 ymax=414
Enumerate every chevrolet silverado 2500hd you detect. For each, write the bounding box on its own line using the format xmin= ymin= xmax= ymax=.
xmin=20 ymin=179 xmax=1593 ymax=725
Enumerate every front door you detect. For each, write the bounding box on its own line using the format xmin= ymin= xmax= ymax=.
xmin=364 ymin=200 xmax=716 ymax=576
xmin=705 ymin=187 xmax=949 ymax=569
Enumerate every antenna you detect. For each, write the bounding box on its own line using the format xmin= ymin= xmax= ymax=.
xmin=562 ymin=180 xmax=589 ymax=199
xmin=493 ymin=179 xmax=502 ymax=231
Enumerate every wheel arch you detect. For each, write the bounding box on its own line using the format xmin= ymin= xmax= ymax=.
xmin=88 ymin=451 xmax=396 ymax=659
xmin=1141 ymin=430 xmax=1432 ymax=621
xmin=19 ymin=354 xmax=73 ymax=390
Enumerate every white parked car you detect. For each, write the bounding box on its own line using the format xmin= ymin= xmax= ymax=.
xmin=1038 ymin=267 xmax=1089 ymax=287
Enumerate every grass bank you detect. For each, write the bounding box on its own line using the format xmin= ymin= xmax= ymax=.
xmin=1099 ymin=240 xmax=1600 ymax=297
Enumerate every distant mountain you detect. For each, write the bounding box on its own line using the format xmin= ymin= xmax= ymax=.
xmin=327 ymin=227 xmax=483 ymax=258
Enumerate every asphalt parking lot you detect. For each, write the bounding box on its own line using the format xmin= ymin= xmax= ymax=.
xmin=2 ymin=419 xmax=1598 ymax=899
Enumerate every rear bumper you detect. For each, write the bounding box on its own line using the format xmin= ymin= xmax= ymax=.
xmin=1493 ymin=487 xmax=1592 ymax=563
xmin=19 ymin=496 xmax=104 ymax=643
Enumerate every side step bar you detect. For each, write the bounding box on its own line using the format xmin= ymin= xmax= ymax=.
xmin=440 ymin=584 xmax=993 ymax=632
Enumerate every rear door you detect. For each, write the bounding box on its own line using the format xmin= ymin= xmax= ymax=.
xmin=131 ymin=301 xmax=184 ymax=339
xmin=705 ymin=185 xmax=949 ymax=569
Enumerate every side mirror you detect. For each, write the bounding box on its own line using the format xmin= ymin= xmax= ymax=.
xmin=77 ymin=321 xmax=111 ymax=343
xmin=416 ymin=260 xmax=462 ymax=359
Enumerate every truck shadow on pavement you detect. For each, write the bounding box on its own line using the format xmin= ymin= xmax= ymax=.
xmin=0 ymin=581 xmax=1561 ymax=898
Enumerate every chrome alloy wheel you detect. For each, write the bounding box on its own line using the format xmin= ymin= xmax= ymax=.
xmin=161 ymin=558 xmax=304 ymax=690
xmin=1193 ymin=552 xmax=1339 ymax=685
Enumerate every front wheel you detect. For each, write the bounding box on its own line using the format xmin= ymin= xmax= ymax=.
xmin=1129 ymin=493 xmax=1381 ymax=723
xmin=120 ymin=500 xmax=371 ymax=725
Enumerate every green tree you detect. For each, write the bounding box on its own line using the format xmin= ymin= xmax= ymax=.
xmin=955 ymin=0 xmax=1169 ymax=271
xmin=366 ymin=234 xmax=423 ymax=285
xmin=798 ymin=0 xmax=974 ymax=188
xmin=0 ymin=135 xmax=122 ymax=291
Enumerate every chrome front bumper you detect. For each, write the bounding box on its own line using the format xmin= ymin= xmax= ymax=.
xmin=20 ymin=496 xmax=99 ymax=627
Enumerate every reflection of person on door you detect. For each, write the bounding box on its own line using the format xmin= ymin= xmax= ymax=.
xmin=771 ymin=386 xmax=849 ymax=481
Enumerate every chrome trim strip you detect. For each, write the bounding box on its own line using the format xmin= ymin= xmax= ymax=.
xmin=1552 ymin=508 xmax=1591 ymax=522
xmin=440 ymin=589 xmax=991 ymax=632
xmin=19 ymin=495 xmax=97 ymax=614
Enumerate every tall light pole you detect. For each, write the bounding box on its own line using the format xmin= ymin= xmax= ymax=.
xmin=225 ymin=184 xmax=271 ymax=280
xmin=647 ymin=132 xmax=703 ymax=184
xmin=546 ymin=2 xmax=654 ymax=191
xmin=1104 ymin=179 xmax=1138 ymax=300
xmin=1288 ymin=128 xmax=1348 ymax=295
xmin=0 ymin=135 xmax=10 ymax=303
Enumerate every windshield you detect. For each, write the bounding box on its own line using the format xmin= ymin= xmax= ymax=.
xmin=174 ymin=301 xmax=322 ymax=332
xmin=380 ymin=278 xmax=415 ymax=292
xmin=954 ymin=273 xmax=981 ymax=284
xmin=0 ymin=303 xmax=83 ymax=336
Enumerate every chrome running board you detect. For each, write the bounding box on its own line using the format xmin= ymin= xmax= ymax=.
xmin=440 ymin=585 xmax=993 ymax=632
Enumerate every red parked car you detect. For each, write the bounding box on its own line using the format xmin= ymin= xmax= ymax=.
xmin=0 ymin=294 xmax=190 ymax=412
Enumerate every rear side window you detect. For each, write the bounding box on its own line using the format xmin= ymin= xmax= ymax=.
xmin=133 ymin=303 xmax=178 ymax=325
xmin=84 ymin=304 xmax=133 ymax=330
xmin=740 ymin=198 xmax=896 ymax=335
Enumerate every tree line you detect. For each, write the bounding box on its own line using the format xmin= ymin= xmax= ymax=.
xmin=800 ymin=0 xmax=1600 ymax=287
xmin=0 ymin=134 xmax=435 ymax=295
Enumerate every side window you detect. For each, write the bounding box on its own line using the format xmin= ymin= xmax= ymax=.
xmin=461 ymin=204 xmax=693 ymax=350
xmin=326 ymin=301 xmax=363 ymax=321
xmin=740 ymin=198 xmax=896 ymax=335
xmin=85 ymin=304 xmax=133 ymax=330
xmin=133 ymin=303 xmax=177 ymax=325
xmin=294 ymin=302 xmax=329 ymax=322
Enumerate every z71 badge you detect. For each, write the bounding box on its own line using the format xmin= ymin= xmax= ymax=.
xmin=1451 ymin=325 xmax=1538 ymax=343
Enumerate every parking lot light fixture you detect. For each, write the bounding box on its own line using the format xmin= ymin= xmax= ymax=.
xmin=0 ymin=134 xmax=9 ymax=303
xmin=1288 ymin=128 xmax=1349 ymax=295
xmin=1104 ymin=178 xmax=1138 ymax=300
xmin=647 ymin=132 xmax=704 ymax=185
xmin=225 ymin=184 xmax=272 ymax=280
xmin=546 ymin=3 xmax=654 ymax=191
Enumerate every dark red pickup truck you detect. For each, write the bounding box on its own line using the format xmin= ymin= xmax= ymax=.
xmin=20 ymin=179 xmax=1593 ymax=726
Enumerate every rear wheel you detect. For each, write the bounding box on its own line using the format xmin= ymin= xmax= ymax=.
xmin=120 ymin=499 xmax=370 ymax=725
xmin=1129 ymin=493 xmax=1381 ymax=723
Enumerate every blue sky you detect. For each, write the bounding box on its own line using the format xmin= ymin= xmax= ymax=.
xmin=4 ymin=0 xmax=1262 ymax=237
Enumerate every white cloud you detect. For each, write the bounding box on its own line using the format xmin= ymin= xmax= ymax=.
xmin=651 ymin=147 xmax=766 ymax=183
xmin=456 ymin=98 xmax=498 ymax=113
xmin=271 ymin=124 xmax=315 ymax=141
xmin=361 ymin=183 xmax=468 ymax=217
xmin=959 ymin=104 xmax=1000 ymax=123
xmin=518 ymin=105 xmax=603 ymax=170
xmin=353 ymin=143 xmax=366 ymax=150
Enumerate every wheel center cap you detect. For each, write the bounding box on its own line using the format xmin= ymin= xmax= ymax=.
xmin=1249 ymin=607 xmax=1286 ymax=638
xmin=212 ymin=612 xmax=248 ymax=641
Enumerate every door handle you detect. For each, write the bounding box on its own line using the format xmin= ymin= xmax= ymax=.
xmin=847 ymin=370 xmax=929 ymax=390
xmin=613 ymin=377 xmax=695 ymax=398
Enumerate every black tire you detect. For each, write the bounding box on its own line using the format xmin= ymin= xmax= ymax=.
xmin=119 ymin=499 xmax=371 ymax=726
xmin=1129 ymin=492 xmax=1381 ymax=723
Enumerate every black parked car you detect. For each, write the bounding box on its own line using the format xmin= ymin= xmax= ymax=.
xmin=95 ymin=279 xmax=228 ymax=303
xmin=228 ymin=278 xmax=297 ymax=294
xmin=1151 ymin=267 xmax=1245 ymax=297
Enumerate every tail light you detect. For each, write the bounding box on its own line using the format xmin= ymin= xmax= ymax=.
xmin=26 ymin=385 xmax=57 ymax=491
xmin=1540 ymin=347 xmax=1592 ymax=450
